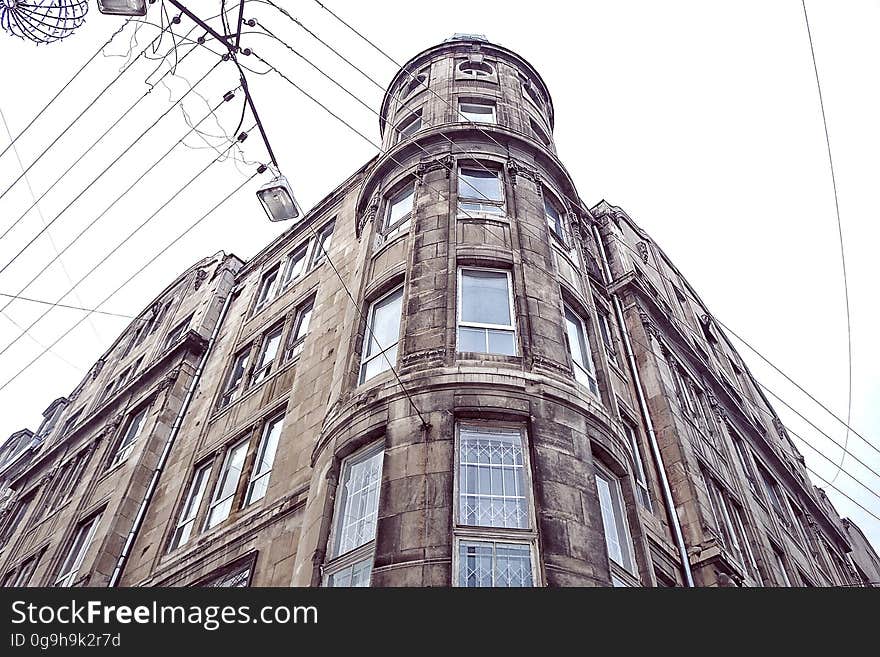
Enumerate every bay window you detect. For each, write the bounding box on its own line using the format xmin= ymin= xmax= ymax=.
xmin=455 ymin=424 xmax=537 ymax=587
xmin=563 ymin=306 xmax=599 ymax=395
xmin=359 ymin=287 xmax=404 ymax=383
xmin=457 ymin=166 xmax=505 ymax=218
xmin=457 ymin=268 xmax=516 ymax=355
xmin=324 ymin=442 xmax=385 ymax=587
xmin=595 ymin=466 xmax=636 ymax=575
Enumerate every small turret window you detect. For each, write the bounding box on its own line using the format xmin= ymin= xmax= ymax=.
xmin=458 ymin=60 xmax=494 ymax=78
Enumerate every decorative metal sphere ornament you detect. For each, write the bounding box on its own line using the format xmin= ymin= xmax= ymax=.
xmin=0 ymin=0 xmax=89 ymax=44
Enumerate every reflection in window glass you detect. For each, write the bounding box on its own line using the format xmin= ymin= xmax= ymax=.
xmin=458 ymin=269 xmax=515 ymax=355
xmin=360 ymin=288 xmax=404 ymax=383
xmin=459 ymin=541 xmax=532 ymax=587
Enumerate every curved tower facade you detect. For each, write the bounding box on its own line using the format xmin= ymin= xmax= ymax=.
xmin=2 ymin=36 xmax=875 ymax=589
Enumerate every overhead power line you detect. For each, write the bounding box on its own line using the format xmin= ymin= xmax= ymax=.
xmin=0 ymin=19 xmax=178 ymax=208
xmin=0 ymin=89 xmax=240 ymax=326
xmin=800 ymin=0 xmax=853 ymax=485
xmin=0 ymin=19 xmax=132 ymax=163
xmin=0 ymin=124 xmax=252 ymax=363
xmin=0 ymin=59 xmax=223 ymax=280
xmin=0 ymin=293 xmax=137 ymax=320
xmin=0 ymin=169 xmax=260 ymax=394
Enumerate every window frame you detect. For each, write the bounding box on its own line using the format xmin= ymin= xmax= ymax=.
xmin=456 ymin=165 xmax=506 ymax=219
xmin=243 ymin=414 xmax=284 ymax=507
xmin=204 ymin=437 xmax=250 ymax=530
xmin=164 ymin=315 xmax=193 ymax=349
xmin=458 ymin=98 xmax=496 ymax=124
xmin=452 ymin=422 xmax=539 ymax=588
xmin=323 ymin=441 xmax=386 ymax=587
xmin=279 ymin=243 xmax=309 ymax=290
xmin=253 ymin=264 xmax=281 ymax=313
xmin=250 ymin=325 xmax=284 ymax=387
xmin=383 ymin=181 xmax=415 ymax=234
xmin=309 ymin=220 xmax=334 ymax=268
xmin=395 ymin=109 xmax=422 ymax=143
xmin=219 ymin=347 xmax=251 ymax=409
xmin=594 ymin=463 xmax=637 ymax=577
xmin=456 ymin=267 xmax=518 ymax=356
xmin=109 ymin=406 xmax=148 ymax=468
xmin=621 ymin=417 xmax=652 ymax=511
xmin=359 ymin=286 xmax=404 ymax=384
xmin=54 ymin=513 xmax=101 ymax=587
xmin=283 ymin=297 xmax=314 ymax=363
xmin=458 ymin=59 xmax=495 ymax=80
xmin=562 ymin=304 xmax=599 ymax=396
xmin=169 ymin=460 xmax=213 ymax=550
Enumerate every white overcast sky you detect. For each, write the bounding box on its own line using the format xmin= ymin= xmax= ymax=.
xmin=0 ymin=1 xmax=877 ymax=552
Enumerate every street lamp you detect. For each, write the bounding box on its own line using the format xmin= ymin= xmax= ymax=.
xmin=97 ymin=0 xmax=148 ymax=16
xmin=257 ymin=174 xmax=302 ymax=223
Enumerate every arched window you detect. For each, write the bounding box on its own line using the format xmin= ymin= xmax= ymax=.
xmin=458 ymin=60 xmax=494 ymax=79
xmin=402 ymin=72 xmax=427 ymax=97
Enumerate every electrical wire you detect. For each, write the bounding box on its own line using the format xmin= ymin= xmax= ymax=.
xmin=0 ymin=293 xmax=137 ymax=320
xmin=0 ymin=169 xmax=260 ymax=393
xmin=0 ymin=20 xmax=179 ymax=208
xmin=0 ymin=103 xmax=105 ymax=348
xmin=0 ymin=18 xmax=132 ymax=163
xmin=0 ymin=40 xmax=202 ymax=248
xmin=0 ymin=90 xmax=241 ymax=329
xmin=0 ymin=124 xmax=253 ymax=363
xmin=0 ymin=59 xmax=224 ymax=280
xmin=800 ymin=0 xmax=853 ymax=485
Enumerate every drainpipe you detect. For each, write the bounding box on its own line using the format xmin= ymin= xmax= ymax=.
xmin=591 ymin=223 xmax=695 ymax=588
xmin=109 ymin=290 xmax=234 ymax=587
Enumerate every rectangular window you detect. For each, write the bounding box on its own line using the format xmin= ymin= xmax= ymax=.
xmin=773 ymin=547 xmax=792 ymax=586
xmin=244 ymin=415 xmax=283 ymax=506
xmin=459 ymin=99 xmax=496 ymax=124
xmin=60 ymin=410 xmax=81 ymax=438
xmin=326 ymin=558 xmax=373 ymax=587
xmin=457 ymin=269 xmax=516 ymax=355
xmin=384 ymin=184 xmax=415 ymax=233
xmin=595 ymin=466 xmax=635 ymax=573
xmin=459 ymin=540 xmax=534 ymax=587
xmin=544 ymin=194 xmax=564 ymax=241
xmin=622 ymin=419 xmax=652 ymax=511
xmin=598 ymin=310 xmax=618 ymax=365
xmin=164 ymin=315 xmax=192 ymax=349
xmin=331 ymin=445 xmax=384 ymax=557
xmin=205 ymin=438 xmax=249 ymax=529
xmin=201 ymin=561 xmax=252 ymax=588
xmin=280 ymin=244 xmax=308 ymax=288
xmin=563 ymin=306 xmax=599 ymax=395
xmin=0 ymin=497 xmax=30 ymax=548
xmin=458 ymin=425 xmax=528 ymax=529
xmin=54 ymin=514 xmax=101 ymax=587
xmin=324 ymin=443 xmax=385 ymax=587
xmin=254 ymin=265 xmax=280 ymax=311
xmin=758 ymin=465 xmax=791 ymax=527
xmin=359 ymin=287 xmax=404 ymax=383
xmin=457 ymin=167 xmax=505 ymax=218
xmin=310 ymin=221 xmax=334 ymax=268
xmin=12 ymin=553 xmax=40 ymax=587
xmin=110 ymin=407 xmax=148 ymax=467
xmin=705 ymin=475 xmax=739 ymax=555
xmin=733 ymin=437 xmax=760 ymax=495
xmin=251 ymin=327 xmax=283 ymax=386
xmin=396 ymin=110 xmax=422 ymax=142
xmin=732 ymin=504 xmax=762 ymax=584
xmin=170 ymin=462 xmax=212 ymax=550
xmin=283 ymin=298 xmax=314 ymax=362
xmin=43 ymin=451 xmax=89 ymax=517
xmin=219 ymin=349 xmax=250 ymax=408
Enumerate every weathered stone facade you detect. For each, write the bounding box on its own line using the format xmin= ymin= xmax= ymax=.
xmin=0 ymin=35 xmax=876 ymax=587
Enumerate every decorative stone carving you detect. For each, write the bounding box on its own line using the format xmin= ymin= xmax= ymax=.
xmin=532 ymin=355 xmax=572 ymax=376
xmin=636 ymin=241 xmax=649 ymax=264
xmin=505 ymin=158 xmax=539 ymax=185
xmin=401 ymin=348 xmax=446 ymax=367
xmin=90 ymin=359 xmax=105 ymax=380
xmin=193 ymin=268 xmax=208 ymax=291
xmin=416 ymin=154 xmax=453 ymax=181
xmin=157 ymin=367 xmax=181 ymax=392
xmin=357 ymin=192 xmax=380 ymax=237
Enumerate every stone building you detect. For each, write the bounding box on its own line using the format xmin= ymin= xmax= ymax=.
xmin=0 ymin=34 xmax=876 ymax=588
